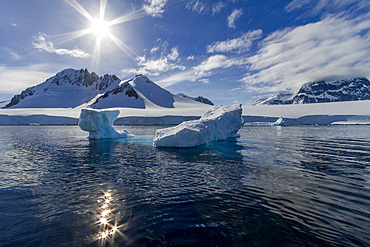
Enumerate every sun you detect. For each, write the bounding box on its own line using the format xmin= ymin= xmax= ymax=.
xmin=90 ymin=18 xmax=110 ymax=38
xmin=64 ymin=0 xmax=144 ymax=63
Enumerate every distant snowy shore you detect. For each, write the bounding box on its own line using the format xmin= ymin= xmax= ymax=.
xmin=0 ymin=100 xmax=369 ymax=125
xmin=0 ymin=106 xmax=211 ymax=125
xmin=243 ymin=100 xmax=370 ymax=125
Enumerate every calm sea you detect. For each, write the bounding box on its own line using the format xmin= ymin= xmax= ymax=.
xmin=0 ymin=125 xmax=369 ymax=247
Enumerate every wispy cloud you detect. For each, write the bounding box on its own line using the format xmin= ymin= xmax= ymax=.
xmin=0 ymin=64 xmax=54 ymax=94
xmin=207 ymin=30 xmax=262 ymax=53
xmin=155 ymin=70 xmax=196 ymax=87
xmin=228 ymin=8 xmax=243 ymax=28
xmin=122 ymin=44 xmax=185 ymax=77
xmin=186 ymin=1 xmax=228 ymax=15
xmin=3 ymin=47 xmax=22 ymax=60
xmin=158 ymin=12 xmax=370 ymax=93
xmin=285 ymin=0 xmax=370 ymax=14
xmin=186 ymin=0 xmax=208 ymax=14
xmin=194 ymin=54 xmax=247 ymax=79
xmin=32 ymin=32 xmax=91 ymax=58
xmin=285 ymin=0 xmax=312 ymax=12
xmin=143 ymin=0 xmax=168 ymax=18
xmin=242 ymin=14 xmax=370 ymax=92
xmin=155 ymin=53 xmax=248 ymax=87
xmin=212 ymin=1 xmax=227 ymax=15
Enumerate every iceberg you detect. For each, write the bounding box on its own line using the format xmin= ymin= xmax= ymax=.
xmin=270 ymin=117 xmax=296 ymax=126
xmin=153 ymin=104 xmax=243 ymax=148
xmin=78 ymin=108 xmax=134 ymax=139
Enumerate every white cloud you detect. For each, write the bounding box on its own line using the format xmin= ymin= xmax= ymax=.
xmin=242 ymin=15 xmax=370 ymax=92
xmin=3 ymin=47 xmax=21 ymax=60
xmin=0 ymin=65 xmax=54 ymax=94
xmin=194 ymin=55 xmax=243 ymax=71
xmin=32 ymin=32 xmax=91 ymax=58
xmin=199 ymin=78 xmax=210 ymax=83
xmin=154 ymin=53 xmax=248 ymax=87
xmin=167 ymin=47 xmax=180 ymax=61
xmin=10 ymin=23 xmax=18 ymax=27
xmin=122 ymin=46 xmax=185 ymax=77
xmin=285 ymin=0 xmax=312 ymax=12
xmin=154 ymin=70 xmax=196 ymax=87
xmin=285 ymin=0 xmax=370 ymax=14
xmin=150 ymin=46 xmax=159 ymax=54
xmin=143 ymin=0 xmax=167 ymax=18
xmin=207 ymin=30 xmax=262 ymax=53
xmin=228 ymin=8 xmax=243 ymax=29
xmin=212 ymin=1 xmax=227 ymax=14
xmin=186 ymin=1 xmax=208 ymax=14
xmin=194 ymin=54 xmax=247 ymax=79
xmin=187 ymin=55 xmax=195 ymax=60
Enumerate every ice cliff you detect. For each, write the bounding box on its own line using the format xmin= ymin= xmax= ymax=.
xmin=153 ymin=104 xmax=242 ymax=148
xmin=78 ymin=108 xmax=134 ymax=139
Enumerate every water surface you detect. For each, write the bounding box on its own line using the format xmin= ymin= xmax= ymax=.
xmin=0 ymin=125 xmax=369 ymax=246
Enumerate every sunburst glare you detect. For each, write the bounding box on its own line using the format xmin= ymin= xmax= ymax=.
xmin=63 ymin=0 xmax=146 ymax=64
xmin=90 ymin=18 xmax=110 ymax=38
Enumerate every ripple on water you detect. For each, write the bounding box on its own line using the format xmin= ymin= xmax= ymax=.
xmin=0 ymin=125 xmax=369 ymax=246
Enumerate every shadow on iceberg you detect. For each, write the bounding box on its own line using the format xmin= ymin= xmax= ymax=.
xmin=78 ymin=108 xmax=134 ymax=139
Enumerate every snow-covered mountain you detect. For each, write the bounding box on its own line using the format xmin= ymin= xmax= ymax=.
xmin=291 ymin=78 xmax=370 ymax=104
xmin=129 ymin=75 xmax=175 ymax=108
xmin=252 ymin=91 xmax=294 ymax=106
xmin=4 ymin=68 xmax=120 ymax=108
xmin=3 ymin=69 xmax=211 ymax=109
xmin=88 ymin=80 xmax=144 ymax=109
xmin=253 ymin=78 xmax=370 ymax=105
xmin=177 ymin=93 xmax=214 ymax=105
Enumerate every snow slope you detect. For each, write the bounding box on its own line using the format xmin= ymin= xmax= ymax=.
xmin=177 ymin=93 xmax=214 ymax=105
xmin=128 ymin=75 xmax=175 ymax=108
xmin=0 ymin=69 xmax=214 ymax=124
xmin=0 ymin=100 xmax=369 ymax=125
xmin=3 ymin=70 xmax=211 ymax=111
xmin=5 ymin=69 xmax=121 ymax=108
xmin=89 ymin=81 xmax=145 ymax=109
xmin=243 ymin=100 xmax=370 ymax=125
xmin=1 ymin=68 xmax=369 ymax=125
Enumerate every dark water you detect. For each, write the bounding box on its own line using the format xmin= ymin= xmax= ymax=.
xmin=0 ymin=125 xmax=369 ymax=247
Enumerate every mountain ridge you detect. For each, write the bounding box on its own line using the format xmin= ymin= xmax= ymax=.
xmin=253 ymin=78 xmax=370 ymax=105
xmin=3 ymin=68 xmax=212 ymax=109
xmin=177 ymin=93 xmax=214 ymax=105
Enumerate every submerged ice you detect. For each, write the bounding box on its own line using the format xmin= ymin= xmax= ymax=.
xmin=153 ymin=104 xmax=243 ymax=148
xmin=78 ymin=108 xmax=134 ymax=139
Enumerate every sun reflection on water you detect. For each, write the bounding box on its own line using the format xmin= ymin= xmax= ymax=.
xmin=94 ymin=190 xmax=124 ymax=244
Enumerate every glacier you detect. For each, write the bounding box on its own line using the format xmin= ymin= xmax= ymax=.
xmin=153 ymin=104 xmax=243 ymax=148
xmin=78 ymin=108 xmax=134 ymax=139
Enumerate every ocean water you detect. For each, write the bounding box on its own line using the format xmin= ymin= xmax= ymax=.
xmin=0 ymin=125 xmax=369 ymax=247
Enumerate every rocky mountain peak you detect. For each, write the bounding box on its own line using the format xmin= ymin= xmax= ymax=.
xmin=3 ymin=69 xmax=214 ymax=109
xmin=252 ymin=77 xmax=370 ymax=105
xmin=292 ymin=77 xmax=370 ymax=104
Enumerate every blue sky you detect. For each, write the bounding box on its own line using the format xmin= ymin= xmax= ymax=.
xmin=0 ymin=0 xmax=369 ymax=105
